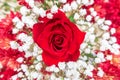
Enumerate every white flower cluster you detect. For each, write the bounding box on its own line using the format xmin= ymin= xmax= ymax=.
xmin=8 ymin=0 xmax=120 ymax=80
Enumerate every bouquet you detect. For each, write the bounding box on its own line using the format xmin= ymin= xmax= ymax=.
xmin=0 ymin=0 xmax=120 ymax=80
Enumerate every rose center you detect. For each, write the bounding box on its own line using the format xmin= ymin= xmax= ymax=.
xmin=52 ymin=34 xmax=64 ymax=50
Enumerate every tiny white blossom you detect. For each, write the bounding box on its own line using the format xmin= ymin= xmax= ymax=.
xmin=91 ymin=11 xmax=97 ymax=17
xmin=58 ymin=62 xmax=66 ymax=70
xmin=84 ymin=70 xmax=93 ymax=77
xmin=17 ymin=33 xmax=28 ymax=42
xmin=31 ymin=72 xmax=39 ymax=79
xmin=33 ymin=7 xmax=41 ymax=15
xmin=109 ymin=37 xmax=117 ymax=44
xmin=71 ymin=1 xmax=78 ymax=10
xmin=79 ymin=9 xmax=87 ymax=16
xmin=102 ymin=32 xmax=110 ymax=39
xmin=97 ymin=68 xmax=104 ymax=77
xmin=12 ymin=28 xmax=19 ymax=34
xmin=89 ymin=34 xmax=95 ymax=43
xmin=95 ymin=58 xmax=101 ymax=63
xmin=97 ymin=19 xmax=104 ymax=25
xmin=74 ymin=13 xmax=79 ymax=20
xmin=11 ymin=75 xmax=18 ymax=80
xmin=104 ymin=20 xmax=112 ymax=25
xmin=47 ymin=13 xmax=53 ymax=19
xmin=86 ymin=15 xmax=92 ymax=22
xmin=110 ymin=28 xmax=116 ymax=34
xmin=63 ymin=4 xmax=72 ymax=12
xmin=16 ymin=21 xmax=24 ymax=29
xmin=51 ymin=5 xmax=58 ymax=13
xmin=80 ymin=43 xmax=87 ymax=50
xmin=97 ymin=52 xmax=104 ymax=59
xmin=112 ymin=43 xmax=120 ymax=49
xmin=17 ymin=72 xmax=24 ymax=77
xmin=39 ymin=8 xmax=46 ymax=18
xmin=22 ymin=43 xmax=30 ymax=51
xmin=59 ymin=0 xmax=66 ymax=3
xmin=28 ymin=0 xmax=35 ymax=7
xmin=21 ymin=64 xmax=28 ymax=72
xmin=16 ymin=57 xmax=24 ymax=63
xmin=85 ymin=48 xmax=91 ymax=53
xmin=20 ymin=6 xmax=29 ymax=15
xmin=106 ymin=55 xmax=112 ymax=60
xmin=54 ymin=67 xmax=59 ymax=73
xmin=101 ymin=25 xmax=109 ymax=30
xmin=10 ymin=41 xmax=19 ymax=49
xmin=12 ymin=17 xmax=20 ymax=23
xmin=89 ymin=8 xmax=94 ymax=12
xmin=77 ymin=0 xmax=81 ymax=4
xmin=81 ymin=0 xmax=89 ymax=5
xmin=36 ymin=55 xmax=42 ymax=61
xmin=35 ymin=63 xmax=42 ymax=71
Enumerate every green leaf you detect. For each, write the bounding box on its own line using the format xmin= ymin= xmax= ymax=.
xmin=85 ymin=53 xmax=95 ymax=58
xmin=69 ymin=14 xmax=75 ymax=22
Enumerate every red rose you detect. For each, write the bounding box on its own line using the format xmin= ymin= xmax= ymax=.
xmin=33 ymin=10 xmax=85 ymax=66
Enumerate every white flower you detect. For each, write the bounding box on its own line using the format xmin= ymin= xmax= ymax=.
xmin=95 ymin=58 xmax=102 ymax=63
xmin=102 ymin=32 xmax=110 ymax=39
xmin=104 ymin=20 xmax=112 ymax=25
xmin=91 ymin=11 xmax=97 ymax=17
xmin=80 ymin=43 xmax=87 ymax=50
xmin=109 ymin=37 xmax=117 ymax=44
xmin=63 ymin=4 xmax=72 ymax=12
xmin=89 ymin=34 xmax=95 ymax=43
xmin=39 ymin=8 xmax=46 ymax=18
xmin=28 ymin=0 xmax=35 ymax=7
xmin=51 ymin=5 xmax=58 ymax=13
xmin=16 ymin=57 xmax=24 ymax=63
xmin=16 ymin=21 xmax=24 ymax=29
xmin=11 ymin=75 xmax=18 ymax=80
xmin=74 ymin=13 xmax=79 ymax=20
xmin=47 ymin=13 xmax=53 ymax=19
xmin=101 ymin=25 xmax=109 ymax=30
xmin=106 ymin=55 xmax=112 ymax=60
xmin=20 ymin=6 xmax=29 ymax=15
xmin=12 ymin=17 xmax=20 ymax=23
xmin=17 ymin=72 xmax=24 ymax=77
xmin=33 ymin=7 xmax=41 ymax=15
xmin=58 ymin=62 xmax=66 ymax=70
xmin=84 ymin=70 xmax=93 ymax=77
xmin=112 ymin=43 xmax=120 ymax=49
xmin=22 ymin=43 xmax=30 ymax=51
xmin=21 ymin=64 xmax=28 ymax=72
xmin=79 ymin=9 xmax=87 ymax=16
xmin=77 ymin=0 xmax=82 ymax=4
xmin=10 ymin=41 xmax=19 ymax=49
xmin=97 ymin=19 xmax=104 ymax=25
xmin=36 ymin=55 xmax=42 ymax=61
xmin=86 ymin=15 xmax=92 ymax=22
xmin=71 ymin=1 xmax=78 ymax=10
xmin=35 ymin=63 xmax=42 ymax=71
xmin=17 ymin=33 xmax=28 ymax=41
xmin=97 ymin=52 xmax=104 ymax=59
xmin=58 ymin=0 xmax=66 ymax=3
xmin=12 ymin=28 xmax=19 ymax=34
xmin=85 ymin=48 xmax=91 ymax=53
xmin=110 ymin=28 xmax=116 ymax=34
xmin=97 ymin=68 xmax=104 ymax=77
xmin=81 ymin=0 xmax=89 ymax=5
xmin=30 ymin=72 xmax=39 ymax=79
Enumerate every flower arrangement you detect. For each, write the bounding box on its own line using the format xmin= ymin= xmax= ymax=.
xmin=0 ymin=0 xmax=120 ymax=80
